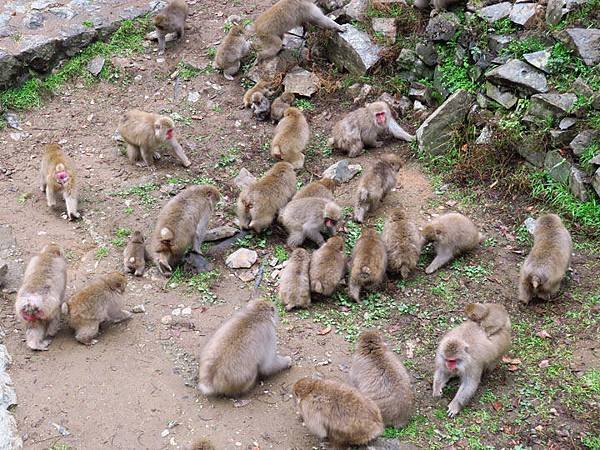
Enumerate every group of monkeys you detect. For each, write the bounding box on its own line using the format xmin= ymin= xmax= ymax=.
xmin=12 ymin=0 xmax=576 ymax=448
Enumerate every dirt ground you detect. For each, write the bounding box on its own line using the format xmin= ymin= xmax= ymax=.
xmin=1 ymin=1 xmax=599 ymax=450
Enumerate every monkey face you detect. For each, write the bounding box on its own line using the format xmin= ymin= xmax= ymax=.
xmin=22 ymin=304 xmax=42 ymax=322
xmin=324 ymin=217 xmax=338 ymax=236
xmin=375 ymin=111 xmax=386 ymax=126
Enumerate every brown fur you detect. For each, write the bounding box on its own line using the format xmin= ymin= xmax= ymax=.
xmin=382 ymin=208 xmax=424 ymax=278
xmin=518 ymin=214 xmax=572 ymax=304
xmin=151 ymin=185 xmax=220 ymax=276
xmin=186 ymin=438 xmax=216 ymax=450
xmin=198 ymin=299 xmax=292 ymax=396
xmin=118 ymin=110 xmax=191 ymax=168
xmin=243 ymin=80 xmax=274 ymax=108
xmin=40 ymin=143 xmax=80 ymax=220
xmin=350 ymin=330 xmax=415 ymax=427
xmin=62 ymin=272 xmax=132 ymax=345
xmin=414 ymin=0 xmax=459 ymax=10
xmin=293 ymin=178 xmax=337 ymax=201
xmin=465 ymin=303 xmax=510 ymax=338
xmin=433 ymin=315 xmax=511 ymax=417
xmin=354 ymin=153 xmax=403 ymax=222
xmin=422 ymin=212 xmax=483 ymax=274
xmin=279 ymin=198 xmax=342 ymax=248
xmin=271 ymin=107 xmax=310 ymax=169
xmin=270 ymin=92 xmax=295 ymax=122
xmin=254 ymin=0 xmax=343 ymax=61
xmin=279 ymin=248 xmax=311 ymax=310
xmin=251 ymin=91 xmax=271 ymax=121
xmin=309 ymin=236 xmax=346 ymax=296
xmin=236 ymin=161 xmax=296 ymax=233
xmin=123 ymin=230 xmax=146 ymax=276
xmin=15 ymin=244 xmax=67 ymax=351
xmin=153 ymin=0 xmax=188 ymax=53
xmin=349 ymin=228 xmax=387 ymax=302
xmin=292 ymin=377 xmax=384 ymax=448
xmin=329 ymin=102 xmax=415 ymax=157
xmin=214 ymin=24 xmax=251 ymax=80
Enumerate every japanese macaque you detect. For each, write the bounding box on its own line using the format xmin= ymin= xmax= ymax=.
xmin=348 ymin=228 xmax=387 ymax=302
xmin=421 ymin=213 xmax=483 ymax=274
xmin=123 ymin=230 xmax=146 ymax=276
xmin=62 ymin=272 xmax=132 ymax=345
xmin=271 ymin=92 xmax=295 ymax=122
xmin=237 ymin=162 xmax=296 ymax=233
xmin=433 ymin=310 xmax=511 ymax=417
xmin=254 ymin=0 xmax=343 ymax=61
xmin=279 ymin=248 xmax=311 ymax=311
xmin=518 ymin=214 xmax=572 ymax=305
xmin=153 ymin=0 xmax=188 ymax=54
xmin=382 ymin=208 xmax=424 ymax=278
xmin=350 ymin=330 xmax=415 ymax=427
xmin=251 ymin=92 xmax=271 ymax=122
xmin=118 ymin=110 xmax=191 ymax=168
xmin=414 ymin=0 xmax=459 ymax=10
xmin=198 ymin=299 xmax=292 ymax=396
xmin=354 ymin=153 xmax=403 ymax=223
xmin=15 ymin=244 xmax=67 ymax=351
xmin=309 ymin=236 xmax=346 ymax=296
xmin=329 ymin=101 xmax=415 ymax=157
xmin=278 ymin=198 xmax=342 ymax=248
xmin=187 ymin=438 xmax=216 ymax=450
xmin=293 ymin=178 xmax=337 ymax=201
xmin=40 ymin=143 xmax=80 ymax=220
xmin=243 ymin=80 xmax=274 ymax=108
xmin=292 ymin=377 xmax=384 ymax=448
xmin=214 ymin=24 xmax=251 ymax=80
xmin=151 ymin=185 xmax=220 ymax=276
xmin=465 ymin=303 xmax=511 ymax=339
xmin=271 ymin=107 xmax=310 ymax=170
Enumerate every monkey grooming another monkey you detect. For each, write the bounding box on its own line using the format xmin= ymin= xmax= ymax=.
xmin=382 ymin=208 xmax=424 ymax=279
xmin=271 ymin=92 xmax=295 ymax=122
xmin=243 ymin=80 xmax=274 ymax=108
xmin=40 ymin=143 xmax=80 ymax=220
xmin=237 ymin=161 xmax=297 ymax=233
xmin=518 ymin=214 xmax=572 ymax=305
xmin=293 ymin=178 xmax=337 ymax=201
xmin=153 ymin=0 xmax=188 ymax=54
xmin=292 ymin=377 xmax=384 ymax=448
xmin=350 ymin=330 xmax=415 ymax=427
xmin=62 ymin=272 xmax=132 ymax=345
xmin=329 ymin=101 xmax=415 ymax=157
xmin=465 ymin=303 xmax=511 ymax=339
xmin=309 ymin=236 xmax=346 ymax=296
xmin=198 ymin=299 xmax=292 ymax=396
xmin=254 ymin=0 xmax=343 ymax=61
xmin=118 ymin=110 xmax=191 ymax=168
xmin=151 ymin=185 xmax=220 ymax=276
xmin=349 ymin=228 xmax=387 ymax=302
xmin=354 ymin=153 xmax=403 ymax=223
xmin=271 ymin=107 xmax=310 ymax=170
xmin=278 ymin=198 xmax=342 ymax=248
xmin=251 ymin=92 xmax=271 ymax=122
xmin=279 ymin=248 xmax=311 ymax=311
xmin=421 ymin=213 xmax=483 ymax=274
xmin=15 ymin=244 xmax=67 ymax=351
xmin=214 ymin=24 xmax=251 ymax=80
xmin=123 ymin=230 xmax=146 ymax=276
xmin=433 ymin=306 xmax=511 ymax=417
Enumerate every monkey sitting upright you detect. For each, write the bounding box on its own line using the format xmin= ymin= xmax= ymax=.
xmin=214 ymin=24 xmax=251 ymax=80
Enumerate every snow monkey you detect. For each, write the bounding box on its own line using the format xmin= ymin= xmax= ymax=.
xmin=293 ymin=177 xmax=337 ymax=201
xmin=271 ymin=107 xmax=310 ymax=169
xmin=40 ymin=143 xmax=80 ymax=220
xmin=15 ymin=243 xmax=67 ymax=351
xmin=348 ymin=228 xmax=387 ymax=302
xmin=271 ymin=92 xmax=295 ymax=122
xmin=118 ymin=110 xmax=191 ymax=168
xmin=278 ymin=248 xmax=311 ymax=311
xmin=243 ymin=79 xmax=275 ymax=108
xmin=153 ymin=0 xmax=188 ymax=54
xmin=214 ymin=23 xmax=251 ymax=80
xmin=329 ymin=101 xmax=415 ymax=157
xmin=382 ymin=208 xmax=424 ymax=279
xmin=62 ymin=272 xmax=132 ymax=345
xmin=309 ymin=236 xmax=346 ymax=296
xmin=278 ymin=198 xmax=342 ymax=248
xmin=198 ymin=299 xmax=292 ymax=396
xmin=123 ymin=230 xmax=146 ymax=276
xmin=251 ymin=92 xmax=271 ymax=122
xmin=465 ymin=303 xmax=511 ymax=338
xmin=518 ymin=214 xmax=572 ymax=305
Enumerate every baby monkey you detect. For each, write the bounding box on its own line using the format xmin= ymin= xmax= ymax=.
xmin=40 ymin=143 xmax=80 ymax=220
xmin=251 ymin=92 xmax=271 ymax=122
xmin=349 ymin=228 xmax=387 ymax=302
xmin=270 ymin=92 xmax=295 ymax=123
xmin=123 ymin=230 xmax=146 ymax=276
xmin=62 ymin=272 xmax=132 ymax=345
xmin=153 ymin=0 xmax=188 ymax=54
xmin=214 ymin=24 xmax=251 ymax=80
xmin=382 ymin=208 xmax=424 ymax=279
xmin=243 ymin=80 xmax=275 ymax=108
xmin=278 ymin=248 xmax=311 ymax=311
xmin=465 ymin=303 xmax=510 ymax=338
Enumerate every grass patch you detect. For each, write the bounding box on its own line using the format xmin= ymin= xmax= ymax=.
xmin=113 ymin=182 xmax=159 ymax=207
xmin=344 ymin=219 xmax=362 ymax=255
xmin=95 ymin=246 xmax=109 ymax=259
xmin=500 ymin=36 xmax=547 ymax=59
xmin=306 ymin=132 xmax=332 ymax=157
xmin=273 ymin=245 xmax=288 ymax=263
xmin=548 ymin=42 xmax=600 ymax=92
xmin=216 ymin=146 xmax=239 ymax=168
xmin=167 ymin=268 xmax=220 ymax=303
xmin=111 ymin=228 xmax=132 ymax=247
xmin=435 ymin=41 xmax=478 ymax=93
xmin=176 ymin=60 xmax=201 ymax=80
xmin=294 ymin=98 xmax=315 ymax=111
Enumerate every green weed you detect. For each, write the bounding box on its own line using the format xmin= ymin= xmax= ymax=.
xmin=294 ymin=98 xmax=315 ymax=111
xmin=111 ymin=228 xmax=132 ymax=247
xmin=114 ymin=182 xmax=159 ymax=206
xmin=176 ymin=60 xmax=201 ymax=80
xmin=435 ymin=42 xmax=478 ymax=94
xmin=344 ymin=220 xmax=362 ymax=255
xmin=306 ymin=132 xmax=332 ymax=157
xmin=274 ymin=245 xmax=289 ymax=262
xmin=500 ymin=37 xmax=546 ymax=59
xmin=217 ymin=146 xmax=239 ymax=168
xmin=95 ymin=246 xmax=109 ymax=259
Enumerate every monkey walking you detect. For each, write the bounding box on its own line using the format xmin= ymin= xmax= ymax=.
xmin=153 ymin=0 xmax=188 ymax=54
xmin=40 ymin=143 xmax=80 ymax=220
xmin=348 ymin=228 xmax=387 ymax=302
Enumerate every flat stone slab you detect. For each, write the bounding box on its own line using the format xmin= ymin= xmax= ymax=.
xmin=327 ymin=23 xmax=382 ymax=75
xmin=559 ymin=28 xmax=600 ymax=67
xmin=485 ymin=59 xmax=548 ymax=94
xmin=0 ymin=0 xmax=158 ymax=89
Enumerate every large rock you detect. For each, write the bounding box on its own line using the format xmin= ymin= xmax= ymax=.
xmin=322 ymin=159 xmax=362 ymax=182
xmin=396 ymin=48 xmax=433 ymax=81
xmin=0 ymin=51 xmax=23 ymax=90
xmin=546 ymin=0 xmax=564 ymax=25
xmin=559 ymin=28 xmax=600 ymax=66
xmin=426 ymin=12 xmax=460 ymax=42
xmin=479 ymin=2 xmax=512 ymax=22
xmin=327 ymin=24 xmax=382 ymax=75
xmin=592 ymin=168 xmax=600 ymax=198
xmin=283 ymin=66 xmax=321 ymax=97
xmin=544 ymin=150 xmax=571 ymax=185
xmin=226 ymin=248 xmax=258 ymax=269
xmin=485 ymin=82 xmax=518 ymax=109
xmin=415 ymin=41 xmax=438 ymax=66
xmin=528 ymin=93 xmax=578 ymax=119
xmin=569 ymin=130 xmax=598 ymax=156
xmin=0 ymin=371 xmax=16 ymax=410
xmin=0 ymin=410 xmax=22 ymax=449
xmin=16 ymin=35 xmax=61 ymax=72
xmin=509 ymin=3 xmax=540 ymax=27
xmin=518 ymin=139 xmax=547 ymax=167
xmin=488 ymin=34 xmax=512 ymax=53
xmin=485 ymin=59 xmax=548 ymax=94
xmin=416 ymin=89 xmax=473 ymax=155
xmin=523 ymin=49 xmax=552 ymax=73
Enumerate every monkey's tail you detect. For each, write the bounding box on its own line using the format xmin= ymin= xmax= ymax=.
xmin=358 ymin=187 xmax=369 ymax=202
xmin=61 ymin=303 xmax=69 ymax=315
xmin=358 ymin=266 xmax=372 ymax=282
xmin=271 ymin=144 xmax=281 ymax=158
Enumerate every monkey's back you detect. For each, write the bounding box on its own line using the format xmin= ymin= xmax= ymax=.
xmin=310 ymin=239 xmax=345 ymax=295
xmin=157 ymin=0 xmax=188 ymax=21
xmin=255 ymin=0 xmax=309 ymax=35
xmin=273 ymin=110 xmax=309 ymax=149
xmin=119 ymin=110 xmax=162 ymax=147
xmin=215 ymin=28 xmax=246 ymax=66
xmin=18 ymin=251 xmax=66 ymax=299
xmin=279 ymin=249 xmax=311 ymax=308
xmin=350 ymin=232 xmax=387 ymax=284
xmin=442 ymin=321 xmax=510 ymax=369
xmin=382 ymin=217 xmax=422 ymax=273
xmin=279 ymin=197 xmax=326 ymax=225
xmin=293 ymin=182 xmax=334 ymax=201
xmin=66 ymin=279 xmax=113 ymax=321
xmin=427 ymin=213 xmax=480 ymax=253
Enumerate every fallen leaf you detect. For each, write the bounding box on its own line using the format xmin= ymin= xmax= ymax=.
xmin=317 ymin=326 xmax=332 ymax=335
xmin=491 ymin=401 xmax=502 ymax=412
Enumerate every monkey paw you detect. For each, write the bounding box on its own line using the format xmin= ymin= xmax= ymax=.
xmin=68 ymin=212 xmax=81 ymax=221
xmin=447 ymin=401 xmax=461 ymax=417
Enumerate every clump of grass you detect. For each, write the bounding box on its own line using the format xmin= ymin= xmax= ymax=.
xmin=435 ymin=41 xmax=478 ymax=93
xmin=113 ymin=182 xmax=158 ymax=206
xmin=168 ymin=268 xmax=220 ymax=303
xmin=95 ymin=246 xmax=109 ymax=259
xmin=306 ymin=132 xmax=332 ymax=157
xmin=176 ymin=60 xmax=201 ymax=80
xmin=274 ymin=245 xmax=288 ymax=262
xmin=344 ymin=220 xmax=362 ymax=255
xmin=492 ymin=17 xmax=516 ymax=34
xmin=111 ymin=228 xmax=132 ymax=247
xmin=500 ymin=36 xmax=547 ymax=59
xmin=294 ymin=98 xmax=315 ymax=111
xmin=548 ymin=42 xmax=600 ymax=92
xmin=580 ymin=142 xmax=599 ymax=172
xmin=217 ymin=146 xmax=239 ymax=168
